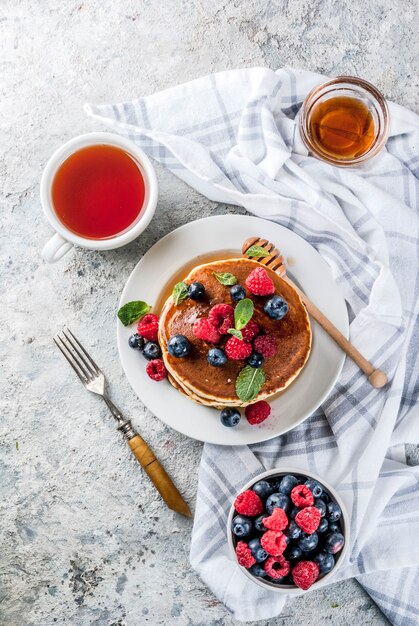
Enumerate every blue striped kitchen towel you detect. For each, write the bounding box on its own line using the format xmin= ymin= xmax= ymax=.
xmin=86 ymin=67 xmax=419 ymax=624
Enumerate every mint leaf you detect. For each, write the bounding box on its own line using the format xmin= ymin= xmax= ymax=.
xmin=227 ymin=328 xmax=243 ymax=341
xmin=172 ymin=281 xmax=189 ymax=306
xmin=212 ymin=271 xmax=237 ymax=286
xmin=117 ymin=300 xmax=151 ymax=326
xmin=246 ymin=245 xmax=270 ymax=259
xmin=236 ymin=365 xmax=265 ymax=402
xmin=234 ymin=298 xmax=254 ymax=330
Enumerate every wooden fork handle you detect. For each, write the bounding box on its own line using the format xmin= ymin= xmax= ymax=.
xmin=282 ymin=275 xmax=388 ymax=388
xmin=128 ymin=435 xmax=192 ymax=517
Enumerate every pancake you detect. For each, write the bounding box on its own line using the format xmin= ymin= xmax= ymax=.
xmin=158 ymin=258 xmax=311 ymax=407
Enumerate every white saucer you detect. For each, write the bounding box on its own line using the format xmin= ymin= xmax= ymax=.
xmin=117 ymin=215 xmax=348 ymax=445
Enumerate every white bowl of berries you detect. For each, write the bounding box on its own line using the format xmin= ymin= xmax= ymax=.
xmin=227 ymin=468 xmax=349 ymax=594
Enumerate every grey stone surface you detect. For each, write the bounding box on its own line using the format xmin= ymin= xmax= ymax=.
xmin=1 ymin=1 xmax=417 ymax=625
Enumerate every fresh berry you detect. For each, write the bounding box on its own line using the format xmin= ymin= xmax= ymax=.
xmin=250 ymin=563 xmax=266 ymax=577
xmin=231 ymin=515 xmax=252 ymax=538
xmin=263 ymin=508 xmax=288 ymax=532
xmin=208 ymin=304 xmax=234 ymax=334
xmin=207 ymin=347 xmax=227 ymax=367
xmin=254 ymin=515 xmax=267 ymax=532
xmin=252 ymin=480 xmax=274 ymax=500
xmin=241 ymin=320 xmax=260 ymax=343
xmin=323 ymin=532 xmax=345 ymax=555
xmin=292 ymin=561 xmax=319 ymax=590
xmin=284 ymin=520 xmax=301 ymax=540
xmin=304 ymin=479 xmax=323 ymax=498
xmin=230 ymin=284 xmax=246 ymax=302
xmin=298 ymin=531 xmax=319 ymax=552
xmin=286 ymin=545 xmax=303 ymax=561
xmin=142 ymin=342 xmax=162 ymax=360
xmin=326 ymin=502 xmax=342 ymax=522
xmin=225 ymin=336 xmax=252 ymax=360
xmin=320 ymin=492 xmax=331 ymax=503
xmin=291 ymin=484 xmax=315 ymax=508
xmin=248 ymin=538 xmax=269 ymax=563
xmin=264 ymin=555 xmax=290 ymax=579
xmin=247 ymin=352 xmax=264 ymax=368
xmin=193 ymin=318 xmax=221 ymax=343
xmin=253 ymin=335 xmax=277 ymax=358
xmin=314 ymin=498 xmax=327 ymax=518
xmin=235 ymin=541 xmax=256 ymax=568
xmin=145 ymin=359 xmax=167 ymax=381
xmin=264 ymin=295 xmax=288 ymax=320
xmin=167 ymin=334 xmax=191 ymax=358
xmin=245 ymin=401 xmax=271 ymax=425
xmin=128 ymin=333 xmax=145 ymax=350
xmin=137 ymin=314 xmax=159 ymax=341
xmin=234 ymin=490 xmax=263 ymax=516
xmin=295 ymin=506 xmax=321 ymax=534
xmin=328 ymin=522 xmax=340 ymax=533
xmin=188 ymin=281 xmax=205 ymax=300
xmin=314 ymin=552 xmax=335 ymax=574
xmin=265 ymin=493 xmax=291 ymax=515
xmin=278 ymin=474 xmax=300 ymax=495
xmin=289 ymin=506 xmax=299 ymax=519
xmin=317 ymin=518 xmax=329 ymax=534
xmin=245 ymin=267 xmax=275 ymax=296
xmin=220 ymin=408 xmax=241 ymax=428
xmin=261 ymin=530 xmax=287 ymax=556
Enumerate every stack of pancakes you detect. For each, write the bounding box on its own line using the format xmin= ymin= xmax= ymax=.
xmin=158 ymin=258 xmax=311 ymax=408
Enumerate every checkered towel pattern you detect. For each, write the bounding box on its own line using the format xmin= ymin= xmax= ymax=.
xmin=86 ymin=67 xmax=419 ymax=624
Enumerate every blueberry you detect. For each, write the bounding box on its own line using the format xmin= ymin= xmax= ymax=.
xmin=167 ymin=334 xmax=191 ymax=358
xmin=286 ymin=544 xmax=303 ymax=561
xmin=326 ymin=502 xmax=342 ymax=522
xmin=252 ymin=480 xmax=274 ymax=500
xmin=220 ymin=408 xmax=241 ymax=427
xmin=317 ymin=518 xmax=329 ymax=534
xmin=231 ymin=515 xmax=252 ymax=538
xmin=230 ymin=284 xmax=246 ymax=302
xmin=188 ymin=281 xmax=205 ymax=300
xmin=264 ymin=295 xmax=289 ymax=320
xmin=248 ymin=538 xmax=268 ymax=563
xmin=289 ymin=506 xmax=299 ymax=520
xmin=314 ymin=551 xmax=335 ymax=574
xmin=254 ymin=515 xmax=267 ymax=532
xmin=284 ymin=520 xmax=301 ymax=540
xmin=278 ymin=474 xmax=300 ymax=495
xmin=323 ymin=532 xmax=345 ymax=555
xmin=314 ymin=498 xmax=327 ymax=518
xmin=247 ymin=352 xmax=264 ymax=368
xmin=250 ymin=563 xmax=266 ymax=577
xmin=320 ymin=492 xmax=331 ymax=503
xmin=128 ymin=333 xmax=144 ymax=350
xmin=298 ymin=532 xmax=319 ymax=552
xmin=207 ymin=348 xmax=227 ymax=367
xmin=328 ymin=522 xmax=340 ymax=533
xmin=142 ymin=342 xmax=161 ymax=360
xmin=305 ymin=478 xmax=323 ymax=498
xmin=265 ymin=493 xmax=291 ymax=515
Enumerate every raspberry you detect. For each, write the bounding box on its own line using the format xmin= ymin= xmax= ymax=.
xmin=245 ymin=267 xmax=275 ymax=296
xmin=245 ymin=401 xmax=271 ymax=425
xmin=253 ymin=335 xmax=277 ymax=358
xmin=264 ymin=555 xmax=290 ymax=579
xmin=208 ymin=304 xmax=234 ymax=334
xmin=193 ymin=318 xmax=221 ymax=343
xmin=291 ymin=484 xmax=315 ymax=508
xmin=145 ymin=359 xmax=167 ymax=381
xmin=292 ymin=561 xmax=319 ymax=590
xmin=137 ymin=314 xmax=159 ymax=341
xmin=260 ymin=530 xmax=287 ymax=556
xmin=234 ymin=490 xmax=263 ymax=516
xmin=263 ymin=507 xmax=288 ymax=531
xmin=225 ymin=336 xmax=252 ymax=360
xmin=295 ymin=506 xmax=321 ymax=534
xmin=235 ymin=541 xmax=256 ymax=568
xmin=241 ymin=320 xmax=260 ymax=343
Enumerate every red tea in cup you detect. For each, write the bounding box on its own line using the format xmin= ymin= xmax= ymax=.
xmin=51 ymin=144 xmax=146 ymax=239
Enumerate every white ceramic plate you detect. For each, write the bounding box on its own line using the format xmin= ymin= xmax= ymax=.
xmin=117 ymin=215 xmax=348 ymax=445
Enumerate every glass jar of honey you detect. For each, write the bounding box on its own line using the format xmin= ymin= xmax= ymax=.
xmin=299 ymin=76 xmax=389 ymax=166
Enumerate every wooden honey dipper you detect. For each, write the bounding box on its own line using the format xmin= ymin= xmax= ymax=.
xmin=242 ymin=237 xmax=388 ymax=389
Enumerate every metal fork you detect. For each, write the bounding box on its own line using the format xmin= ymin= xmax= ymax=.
xmin=54 ymin=328 xmax=191 ymax=517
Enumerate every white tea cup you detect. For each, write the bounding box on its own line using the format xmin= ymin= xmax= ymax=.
xmin=41 ymin=132 xmax=158 ymax=263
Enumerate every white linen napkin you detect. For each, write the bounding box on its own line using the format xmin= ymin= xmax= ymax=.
xmin=85 ymin=67 xmax=419 ymax=625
